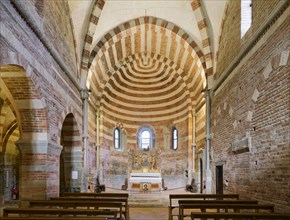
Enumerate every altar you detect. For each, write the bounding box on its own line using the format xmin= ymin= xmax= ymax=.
xmin=127 ymin=148 xmax=162 ymax=192
xmin=129 ymin=172 xmax=162 ymax=191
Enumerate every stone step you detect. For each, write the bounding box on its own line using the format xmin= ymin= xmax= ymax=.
xmin=128 ymin=193 xmax=168 ymax=207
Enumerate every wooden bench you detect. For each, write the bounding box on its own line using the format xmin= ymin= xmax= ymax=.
xmin=61 ymin=192 xmax=129 ymax=198
xmin=191 ymin=212 xmax=290 ymax=219
xmin=179 ymin=204 xmax=275 ymax=220
xmin=1 ymin=217 xmax=109 ymax=220
xmin=29 ymin=200 xmax=124 ymax=219
xmin=51 ymin=196 xmax=129 ymax=220
xmin=168 ymin=194 xmax=240 ymax=220
xmin=179 ymin=199 xmax=258 ymax=205
xmin=3 ymin=208 xmax=118 ymax=220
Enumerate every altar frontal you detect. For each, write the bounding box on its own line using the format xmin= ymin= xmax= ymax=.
xmin=128 ymin=148 xmax=162 ymax=192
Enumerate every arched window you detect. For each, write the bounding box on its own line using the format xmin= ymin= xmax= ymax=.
xmin=241 ymin=0 xmax=252 ymax=37
xmin=114 ymin=128 xmax=120 ymax=149
xmin=113 ymin=125 xmax=127 ymax=150
xmin=172 ymin=127 xmax=178 ymax=150
xmin=141 ymin=130 xmax=150 ymax=149
xmin=137 ymin=126 xmax=155 ymax=150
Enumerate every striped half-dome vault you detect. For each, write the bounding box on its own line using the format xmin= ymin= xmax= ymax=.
xmin=87 ymin=16 xmax=206 ymax=131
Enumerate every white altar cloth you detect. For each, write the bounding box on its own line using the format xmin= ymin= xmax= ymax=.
xmin=129 ymin=172 xmax=162 ymax=190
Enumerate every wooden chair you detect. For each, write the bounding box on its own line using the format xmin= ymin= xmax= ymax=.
xmin=162 ymin=178 xmax=168 ymax=190
xmin=121 ymin=178 xmax=128 ymax=190
xmin=95 ymin=175 xmax=106 ymax=193
xmin=185 ymin=178 xmax=197 ymax=193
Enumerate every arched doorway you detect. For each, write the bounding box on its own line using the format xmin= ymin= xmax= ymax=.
xmin=60 ymin=113 xmax=82 ymax=193
xmin=0 ymin=65 xmax=24 ymax=202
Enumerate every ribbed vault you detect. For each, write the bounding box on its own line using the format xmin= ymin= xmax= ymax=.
xmin=87 ymin=16 xmax=206 ymax=127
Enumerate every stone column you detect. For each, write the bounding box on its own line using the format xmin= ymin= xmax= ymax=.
xmin=204 ymin=90 xmax=212 ymax=193
xmin=187 ymin=113 xmax=193 ymax=183
xmin=95 ymin=109 xmax=100 ymax=176
xmin=80 ymin=89 xmax=90 ymax=192
xmin=0 ymin=152 xmax=4 ymax=205
xmin=191 ymin=110 xmax=197 ymax=181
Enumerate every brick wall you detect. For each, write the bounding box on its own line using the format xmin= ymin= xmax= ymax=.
xmin=12 ymin=0 xmax=78 ymax=76
xmin=216 ymin=0 xmax=281 ymax=79
xmin=1 ymin=1 xmax=82 ymax=200
xmin=212 ymin=8 xmax=290 ymax=211
xmin=96 ymin=114 xmax=189 ymax=188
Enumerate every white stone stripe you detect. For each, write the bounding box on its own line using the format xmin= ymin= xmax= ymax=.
xmin=156 ymin=26 xmax=162 ymax=54
xmin=203 ymin=45 xmax=211 ymax=55
xmin=196 ymin=78 xmax=204 ymax=92
xmin=101 ymin=85 xmax=188 ymax=107
xmin=147 ymin=28 xmax=152 ymax=53
xmin=195 ymin=93 xmax=204 ymax=107
xmin=279 ymin=50 xmax=289 ymax=66
xmin=121 ymin=37 xmax=126 ymax=59
xmin=103 ymin=87 xmax=188 ymax=109
xmin=102 ymin=106 xmax=189 ymax=122
xmin=165 ymin=30 xmax=171 ymax=57
xmin=131 ymin=29 xmax=135 ymax=54
xmin=87 ymin=23 xmax=97 ymax=37
xmin=117 ymin=68 xmax=176 ymax=89
xmin=246 ymin=111 xmax=253 ymax=122
xmin=91 ymin=63 xmax=102 ymax=89
xmin=132 ymin=59 xmax=160 ymax=73
xmin=180 ymin=50 xmax=189 ymax=69
xmin=63 ymin=136 xmax=81 ymax=141
xmin=194 ymin=8 xmax=203 ymax=22
xmin=103 ymin=96 xmax=189 ymax=115
xmin=186 ymin=65 xmax=200 ymax=88
xmin=140 ymin=24 xmax=145 ymax=52
xmin=97 ymin=59 xmax=107 ymax=80
xmin=104 ymin=51 xmax=112 ymax=72
xmin=102 ymin=78 xmax=188 ymax=102
xmin=129 ymin=62 xmax=162 ymax=77
xmin=92 ymin=6 xmax=102 ymax=17
xmin=263 ymin=63 xmax=272 ymax=79
xmin=20 ymin=132 xmax=48 ymax=141
xmin=252 ymin=89 xmax=260 ymax=102
xmin=108 ymin=69 xmax=179 ymax=95
xmin=121 ymin=63 xmax=168 ymax=82
xmin=0 ymin=71 xmax=27 ymax=77
xmin=103 ymin=114 xmax=188 ymax=132
xmin=15 ymin=98 xmax=45 ymax=109
xmin=174 ymin=45 xmax=181 ymax=63
xmin=206 ymin=60 xmax=213 ymax=69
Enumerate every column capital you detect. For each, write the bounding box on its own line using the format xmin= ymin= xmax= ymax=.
xmin=202 ymin=89 xmax=211 ymax=98
xmin=191 ymin=110 xmax=196 ymax=117
xmin=80 ymin=88 xmax=91 ymax=100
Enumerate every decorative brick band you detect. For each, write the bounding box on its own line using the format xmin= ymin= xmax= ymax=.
xmin=191 ymin=0 xmax=213 ymax=76
xmin=80 ymin=0 xmax=105 ymax=73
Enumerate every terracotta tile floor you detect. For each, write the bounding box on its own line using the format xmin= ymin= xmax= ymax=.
xmin=130 ymin=207 xmax=168 ymax=220
xmin=0 ymin=188 xmax=190 ymax=220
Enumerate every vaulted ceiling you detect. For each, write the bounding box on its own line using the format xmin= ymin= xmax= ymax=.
xmin=69 ymin=0 xmax=227 ymax=127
